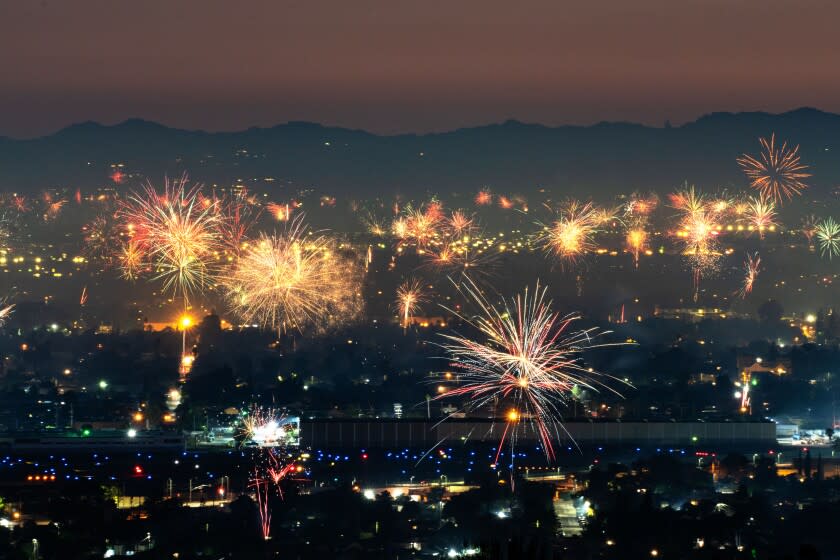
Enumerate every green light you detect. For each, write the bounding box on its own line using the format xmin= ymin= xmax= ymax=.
xmin=691 ymin=435 xmax=698 ymax=443
xmin=751 ymin=378 xmax=758 ymax=386
xmin=81 ymin=428 xmax=91 ymax=437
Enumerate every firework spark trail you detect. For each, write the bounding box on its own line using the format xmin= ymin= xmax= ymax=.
xmin=816 ymin=217 xmax=840 ymax=260
xmin=422 ymin=241 xmax=499 ymax=281
xmin=252 ymin=473 xmax=272 ymax=540
xmin=118 ymin=176 xmax=222 ymax=306
xmin=738 ymin=253 xmax=761 ymax=299
xmin=396 ymin=278 xmax=427 ymax=330
xmin=361 ymin=211 xmax=388 ymax=237
xmin=119 ymin=239 xmax=145 ymax=281
xmin=738 ymin=133 xmax=810 ymax=204
xmin=434 ymin=279 xmax=627 ymax=462
xmin=223 ymin=216 xmax=363 ymax=334
xmin=802 ymin=214 xmax=818 ymax=248
xmin=215 ymin=188 xmax=261 ymax=256
xmin=0 ymin=303 xmax=14 ymax=326
xmin=82 ymin=214 xmax=122 ymax=267
xmin=43 ymin=199 xmax=66 ymax=221
xmin=240 ymin=406 xmax=301 ymax=540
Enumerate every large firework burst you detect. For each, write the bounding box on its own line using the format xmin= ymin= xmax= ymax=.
xmin=435 ymin=280 xmax=625 ymax=462
xmin=738 ymin=134 xmax=810 ymax=204
xmin=223 ymin=217 xmax=363 ymax=334
xmin=118 ymin=176 xmax=222 ymax=305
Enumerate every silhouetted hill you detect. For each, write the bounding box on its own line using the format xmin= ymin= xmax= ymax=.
xmin=1 ymin=108 xmax=839 ymax=201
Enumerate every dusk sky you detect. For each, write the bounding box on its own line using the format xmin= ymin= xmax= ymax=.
xmin=2 ymin=0 xmax=839 ymax=137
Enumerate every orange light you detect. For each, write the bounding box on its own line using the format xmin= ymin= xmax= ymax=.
xmin=132 ymin=412 xmax=144 ymax=423
xmin=179 ymin=315 xmax=193 ymax=329
xmin=507 ymin=409 xmax=520 ymax=423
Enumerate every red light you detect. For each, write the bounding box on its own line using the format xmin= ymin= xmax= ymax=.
xmin=217 ymin=486 xmax=225 ymax=496
xmin=134 ymin=465 xmax=143 ymax=475
xmin=361 ymin=453 xmax=368 ymax=460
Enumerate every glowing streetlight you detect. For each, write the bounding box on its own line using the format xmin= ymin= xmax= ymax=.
xmin=178 ymin=315 xmax=193 ymax=375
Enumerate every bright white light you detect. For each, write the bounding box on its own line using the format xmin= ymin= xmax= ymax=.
xmin=127 ymin=429 xmax=137 ymax=438
xmin=496 ymin=510 xmax=508 ymax=519
xmin=448 ymin=549 xmax=458 ymax=559
xmin=363 ymin=489 xmax=375 ymax=500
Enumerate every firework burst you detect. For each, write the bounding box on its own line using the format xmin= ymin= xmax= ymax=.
xmin=816 ymin=217 xmax=840 ymax=260
xmin=447 ymin=210 xmax=475 ymax=237
xmin=625 ymin=228 xmax=648 ymax=267
xmin=240 ymin=406 xmax=301 ymax=540
xmin=223 ymin=217 xmax=363 ymax=334
xmin=743 ymin=195 xmax=777 ymax=238
xmin=435 ymin=280 xmax=626 ymax=463
xmin=394 ymin=203 xmax=444 ymax=249
xmin=738 ymin=133 xmax=810 ymax=204
xmin=738 ymin=253 xmax=761 ymax=299
xmin=395 ymin=278 xmax=427 ymax=330
xmin=118 ymin=239 xmax=146 ymax=280
xmin=475 ymin=189 xmax=493 ymax=206
xmin=538 ymin=201 xmax=600 ymax=265
xmin=118 ymin=176 xmax=222 ymax=305
xmin=671 ymin=185 xmax=722 ymax=302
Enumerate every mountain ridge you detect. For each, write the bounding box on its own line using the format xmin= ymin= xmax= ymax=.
xmin=1 ymin=107 xmax=838 ymax=202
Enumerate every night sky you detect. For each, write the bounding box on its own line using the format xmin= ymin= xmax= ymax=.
xmin=1 ymin=0 xmax=839 ymax=137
